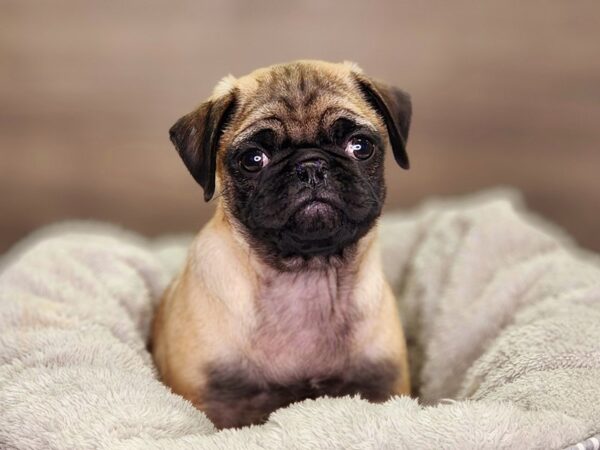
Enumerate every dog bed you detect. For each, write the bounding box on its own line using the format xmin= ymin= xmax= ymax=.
xmin=1 ymin=190 xmax=599 ymax=449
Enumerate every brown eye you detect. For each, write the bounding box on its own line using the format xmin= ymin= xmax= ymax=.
xmin=345 ymin=137 xmax=374 ymax=160
xmin=240 ymin=149 xmax=270 ymax=173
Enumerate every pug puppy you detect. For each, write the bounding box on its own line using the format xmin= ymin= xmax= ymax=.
xmin=152 ymin=60 xmax=412 ymax=429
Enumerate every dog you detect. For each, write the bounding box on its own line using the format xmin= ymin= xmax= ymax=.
xmin=152 ymin=60 xmax=412 ymax=429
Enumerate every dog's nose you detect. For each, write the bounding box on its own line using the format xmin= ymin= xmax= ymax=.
xmin=296 ymin=157 xmax=328 ymax=187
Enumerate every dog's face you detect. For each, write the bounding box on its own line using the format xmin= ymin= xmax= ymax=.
xmin=170 ymin=61 xmax=411 ymax=266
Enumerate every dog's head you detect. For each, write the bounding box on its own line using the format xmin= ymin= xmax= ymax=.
xmin=170 ymin=61 xmax=411 ymax=266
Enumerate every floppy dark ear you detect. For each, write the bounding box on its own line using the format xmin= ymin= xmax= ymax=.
xmin=354 ymin=75 xmax=412 ymax=169
xmin=169 ymin=91 xmax=237 ymax=201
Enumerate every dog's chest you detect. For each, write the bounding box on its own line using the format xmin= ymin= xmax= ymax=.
xmin=201 ymin=269 xmax=399 ymax=428
xmin=248 ymin=269 xmax=356 ymax=379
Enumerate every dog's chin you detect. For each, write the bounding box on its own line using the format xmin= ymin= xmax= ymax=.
xmin=244 ymin=199 xmax=377 ymax=270
xmin=291 ymin=200 xmax=341 ymax=234
xmin=281 ymin=201 xmax=345 ymax=254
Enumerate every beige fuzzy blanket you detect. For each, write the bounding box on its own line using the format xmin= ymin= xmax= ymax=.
xmin=1 ymin=191 xmax=599 ymax=449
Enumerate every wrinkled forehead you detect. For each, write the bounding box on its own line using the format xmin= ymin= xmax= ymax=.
xmin=229 ymin=65 xmax=381 ymax=147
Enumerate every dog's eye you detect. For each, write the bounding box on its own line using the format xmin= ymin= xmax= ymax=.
xmin=345 ymin=137 xmax=374 ymax=161
xmin=240 ymin=149 xmax=270 ymax=173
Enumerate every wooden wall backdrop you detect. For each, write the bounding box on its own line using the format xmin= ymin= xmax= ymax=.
xmin=1 ymin=1 xmax=599 ymax=253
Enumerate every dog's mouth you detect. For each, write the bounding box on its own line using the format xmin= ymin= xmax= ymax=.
xmin=243 ymin=188 xmax=378 ymax=261
xmin=292 ymin=190 xmax=342 ymax=215
xmin=294 ymin=198 xmax=337 ymax=219
xmin=284 ymin=196 xmax=345 ymax=249
xmin=290 ymin=194 xmax=343 ymax=230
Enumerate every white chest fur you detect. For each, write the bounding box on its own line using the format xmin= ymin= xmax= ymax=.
xmin=187 ymin=220 xmax=389 ymax=385
xmin=244 ymin=266 xmax=363 ymax=383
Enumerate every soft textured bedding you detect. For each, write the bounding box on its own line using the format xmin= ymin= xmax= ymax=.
xmin=1 ymin=191 xmax=599 ymax=449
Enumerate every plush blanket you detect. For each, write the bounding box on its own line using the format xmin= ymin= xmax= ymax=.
xmin=1 ymin=191 xmax=599 ymax=450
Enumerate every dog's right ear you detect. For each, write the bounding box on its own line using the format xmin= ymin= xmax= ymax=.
xmin=169 ymin=91 xmax=237 ymax=201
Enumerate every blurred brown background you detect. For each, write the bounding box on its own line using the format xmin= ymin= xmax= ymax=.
xmin=1 ymin=1 xmax=599 ymax=253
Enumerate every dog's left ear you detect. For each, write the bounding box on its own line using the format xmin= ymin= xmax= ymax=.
xmin=169 ymin=91 xmax=237 ymax=201
xmin=354 ymin=75 xmax=412 ymax=169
